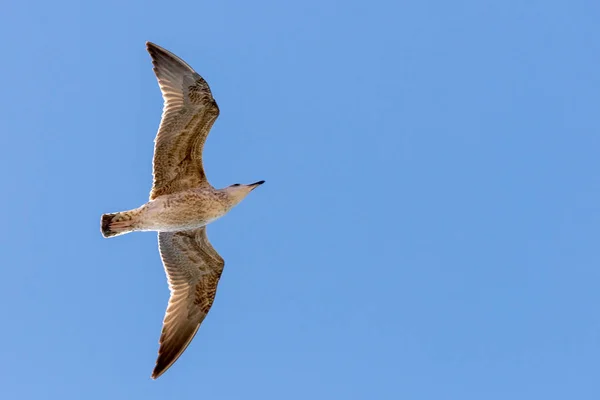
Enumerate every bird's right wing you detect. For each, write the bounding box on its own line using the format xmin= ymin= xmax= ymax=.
xmin=152 ymin=227 xmax=225 ymax=379
xmin=146 ymin=42 xmax=220 ymax=200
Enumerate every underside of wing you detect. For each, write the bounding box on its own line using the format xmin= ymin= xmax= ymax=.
xmin=146 ymin=42 xmax=220 ymax=200
xmin=153 ymin=227 xmax=225 ymax=379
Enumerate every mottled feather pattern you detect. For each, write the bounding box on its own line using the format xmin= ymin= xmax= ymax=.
xmin=146 ymin=42 xmax=220 ymax=200
xmin=154 ymin=228 xmax=224 ymax=379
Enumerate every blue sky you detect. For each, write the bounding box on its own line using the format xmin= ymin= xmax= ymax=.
xmin=1 ymin=0 xmax=599 ymax=398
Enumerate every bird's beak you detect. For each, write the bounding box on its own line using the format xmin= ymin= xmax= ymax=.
xmin=249 ymin=180 xmax=265 ymax=190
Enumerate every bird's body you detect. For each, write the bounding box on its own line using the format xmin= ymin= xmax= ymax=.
xmin=100 ymin=42 xmax=264 ymax=379
xmin=103 ymin=187 xmax=232 ymax=235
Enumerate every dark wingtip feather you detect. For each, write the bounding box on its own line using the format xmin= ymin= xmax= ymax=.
xmin=151 ymin=355 xmax=172 ymax=380
xmin=146 ymin=41 xmax=161 ymax=52
xmin=151 ymin=370 xmax=163 ymax=380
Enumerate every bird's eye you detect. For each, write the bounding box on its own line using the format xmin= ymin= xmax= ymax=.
xmin=232 ymin=184 xmax=240 ymax=187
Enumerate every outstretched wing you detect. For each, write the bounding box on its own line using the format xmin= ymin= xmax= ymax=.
xmin=146 ymin=42 xmax=220 ymax=200
xmin=152 ymin=227 xmax=225 ymax=379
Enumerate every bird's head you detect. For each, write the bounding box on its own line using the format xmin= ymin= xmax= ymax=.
xmin=222 ymin=180 xmax=265 ymax=206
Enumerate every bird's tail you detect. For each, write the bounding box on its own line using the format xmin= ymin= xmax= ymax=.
xmin=100 ymin=210 xmax=138 ymax=238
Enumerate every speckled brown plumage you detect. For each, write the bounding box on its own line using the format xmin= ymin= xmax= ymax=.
xmin=99 ymin=42 xmax=265 ymax=380
xmin=146 ymin=42 xmax=220 ymax=200
xmin=153 ymin=228 xmax=224 ymax=379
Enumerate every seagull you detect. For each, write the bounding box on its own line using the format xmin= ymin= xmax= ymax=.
xmin=100 ymin=42 xmax=264 ymax=379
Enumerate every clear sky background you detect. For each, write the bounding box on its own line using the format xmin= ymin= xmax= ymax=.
xmin=1 ymin=0 xmax=599 ymax=399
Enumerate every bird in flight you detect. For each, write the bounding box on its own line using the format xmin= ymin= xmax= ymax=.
xmin=100 ymin=42 xmax=265 ymax=379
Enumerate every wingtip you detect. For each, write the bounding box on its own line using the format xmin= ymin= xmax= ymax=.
xmin=151 ymin=367 xmax=163 ymax=380
xmin=146 ymin=41 xmax=168 ymax=57
xmin=146 ymin=41 xmax=159 ymax=53
xmin=151 ymin=356 xmax=171 ymax=380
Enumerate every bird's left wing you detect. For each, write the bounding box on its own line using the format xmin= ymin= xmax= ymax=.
xmin=152 ymin=227 xmax=225 ymax=379
xmin=146 ymin=42 xmax=220 ymax=199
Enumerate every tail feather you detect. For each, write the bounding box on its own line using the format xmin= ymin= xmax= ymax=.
xmin=101 ymin=212 xmax=135 ymax=238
